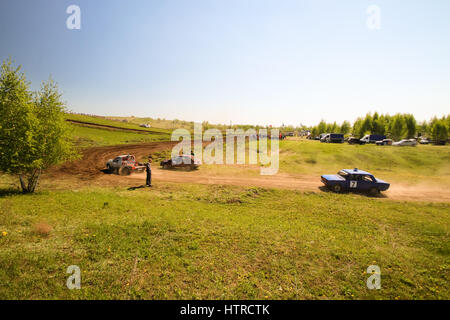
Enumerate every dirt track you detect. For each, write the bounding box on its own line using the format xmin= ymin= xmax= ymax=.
xmin=51 ymin=141 xmax=177 ymax=179
xmin=52 ymin=142 xmax=450 ymax=203
xmin=127 ymin=169 xmax=450 ymax=203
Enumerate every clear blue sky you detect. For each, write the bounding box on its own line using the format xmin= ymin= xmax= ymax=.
xmin=1 ymin=0 xmax=449 ymax=126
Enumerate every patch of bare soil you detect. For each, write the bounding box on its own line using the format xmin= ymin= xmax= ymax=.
xmin=49 ymin=141 xmax=177 ymax=179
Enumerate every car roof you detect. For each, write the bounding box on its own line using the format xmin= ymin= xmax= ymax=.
xmin=342 ymin=169 xmax=372 ymax=175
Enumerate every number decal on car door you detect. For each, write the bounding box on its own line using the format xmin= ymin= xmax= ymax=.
xmin=350 ymin=181 xmax=358 ymax=188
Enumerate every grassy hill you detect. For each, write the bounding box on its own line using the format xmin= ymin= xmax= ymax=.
xmin=65 ymin=113 xmax=172 ymax=147
xmin=279 ymin=139 xmax=450 ymax=185
xmin=107 ymin=115 xmax=196 ymax=131
xmin=65 ymin=113 xmax=171 ymax=134
xmin=69 ymin=125 xmax=170 ymax=148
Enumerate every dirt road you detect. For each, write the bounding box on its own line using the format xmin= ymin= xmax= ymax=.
xmin=51 ymin=141 xmax=177 ymax=179
xmin=51 ymin=142 xmax=450 ymax=203
xmin=127 ymin=168 xmax=450 ymax=203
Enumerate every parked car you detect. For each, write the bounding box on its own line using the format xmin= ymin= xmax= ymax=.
xmin=321 ymin=168 xmax=390 ymax=195
xmin=319 ymin=133 xmax=329 ymax=143
xmin=393 ymin=139 xmax=417 ymax=146
xmin=325 ymin=133 xmax=345 ymax=143
xmin=160 ymin=155 xmax=200 ymax=170
xmin=139 ymin=123 xmax=151 ymax=128
xmin=376 ymin=139 xmax=393 ymax=146
xmin=419 ymin=138 xmax=430 ymax=144
xmin=360 ymin=134 xmax=386 ymax=144
xmin=347 ymin=137 xmax=366 ymax=145
xmin=433 ymin=140 xmax=447 ymax=145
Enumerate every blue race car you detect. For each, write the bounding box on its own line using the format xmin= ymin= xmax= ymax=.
xmin=321 ymin=168 xmax=390 ymax=195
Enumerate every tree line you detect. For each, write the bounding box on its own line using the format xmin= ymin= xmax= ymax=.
xmin=309 ymin=112 xmax=449 ymax=142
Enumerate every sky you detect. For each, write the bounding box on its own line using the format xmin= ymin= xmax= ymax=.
xmin=0 ymin=0 xmax=449 ymax=126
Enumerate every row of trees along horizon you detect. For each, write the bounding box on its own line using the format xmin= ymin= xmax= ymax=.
xmin=307 ymin=113 xmax=449 ymax=142
xmin=96 ymin=113 xmax=449 ymax=142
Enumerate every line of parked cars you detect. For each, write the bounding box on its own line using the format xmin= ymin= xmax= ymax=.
xmin=316 ymin=133 xmax=430 ymax=146
xmin=319 ymin=133 xmax=345 ymax=143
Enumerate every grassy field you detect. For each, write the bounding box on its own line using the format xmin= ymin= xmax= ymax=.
xmin=65 ymin=113 xmax=172 ymax=134
xmin=278 ymin=139 xmax=450 ymax=185
xmin=65 ymin=113 xmax=172 ymax=147
xmin=68 ymin=124 xmax=171 ymax=148
xmin=0 ymin=182 xmax=448 ymax=299
xmin=107 ymin=115 xmax=196 ymax=131
xmin=1 ymin=120 xmax=448 ymax=300
xmin=181 ymin=138 xmax=450 ymax=187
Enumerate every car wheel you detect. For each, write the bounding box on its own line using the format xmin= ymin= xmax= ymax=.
xmin=332 ymin=184 xmax=342 ymax=193
xmin=369 ymin=187 xmax=379 ymax=196
xmin=119 ymin=166 xmax=131 ymax=176
xmin=106 ymin=164 xmax=112 ymax=173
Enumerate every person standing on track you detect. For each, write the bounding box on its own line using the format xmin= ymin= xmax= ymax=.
xmin=146 ymin=156 xmax=152 ymax=187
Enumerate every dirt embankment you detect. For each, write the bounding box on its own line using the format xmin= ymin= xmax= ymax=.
xmin=50 ymin=142 xmax=450 ymax=203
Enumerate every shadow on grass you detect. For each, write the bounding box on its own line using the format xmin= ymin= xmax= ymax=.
xmin=160 ymin=166 xmax=199 ymax=171
xmin=0 ymin=188 xmax=24 ymax=198
xmin=127 ymin=185 xmax=148 ymax=191
xmin=318 ymin=186 xmax=388 ymax=199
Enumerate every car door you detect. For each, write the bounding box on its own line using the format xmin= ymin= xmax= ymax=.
xmin=358 ymin=175 xmax=375 ymax=191
xmin=172 ymin=156 xmax=182 ymax=166
xmin=112 ymin=157 xmax=121 ymax=169
xmin=347 ymin=174 xmax=359 ymax=190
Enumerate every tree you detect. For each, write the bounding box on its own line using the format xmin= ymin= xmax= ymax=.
xmin=390 ymin=115 xmax=406 ymax=141
xmin=431 ymin=120 xmax=448 ymax=144
xmin=361 ymin=113 xmax=373 ymax=135
xmin=339 ymin=121 xmax=351 ymax=135
xmin=372 ymin=113 xmax=387 ymax=135
xmin=352 ymin=117 xmax=363 ymax=137
xmin=0 ymin=59 xmax=77 ymax=193
xmin=417 ymin=121 xmax=427 ymax=137
xmin=404 ymin=114 xmax=417 ymax=138
xmin=317 ymin=120 xmax=327 ymax=134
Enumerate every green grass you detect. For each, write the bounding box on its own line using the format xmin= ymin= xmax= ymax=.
xmin=65 ymin=113 xmax=171 ymax=134
xmin=0 ymin=183 xmax=448 ymax=299
xmin=108 ymin=115 xmax=195 ymax=131
xmin=69 ymin=124 xmax=170 ymax=147
xmin=279 ymin=139 xmax=450 ymax=185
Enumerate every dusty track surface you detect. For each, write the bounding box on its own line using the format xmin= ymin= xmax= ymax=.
xmin=126 ymin=169 xmax=450 ymax=203
xmin=50 ymin=141 xmax=177 ymax=180
xmin=51 ymin=142 xmax=450 ymax=203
